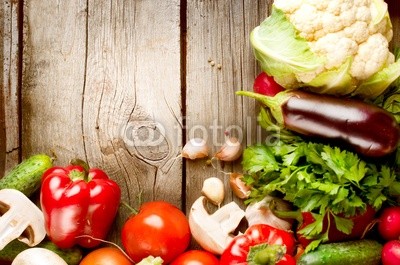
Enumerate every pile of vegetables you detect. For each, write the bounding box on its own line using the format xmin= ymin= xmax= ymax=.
xmin=231 ymin=0 xmax=400 ymax=264
xmin=2 ymin=0 xmax=400 ymax=264
xmin=0 ymin=155 xmax=194 ymax=265
xmin=0 ymin=153 xmax=232 ymax=265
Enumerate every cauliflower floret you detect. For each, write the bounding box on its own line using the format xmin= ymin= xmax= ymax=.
xmin=311 ymin=32 xmax=358 ymax=69
xmin=320 ymin=12 xmax=345 ymax=34
xmin=351 ymin=33 xmax=390 ymax=80
xmin=343 ymin=21 xmax=370 ymax=43
xmin=303 ymin=0 xmax=329 ymax=11
xmin=356 ymin=6 xmax=371 ymax=22
xmin=290 ymin=4 xmax=322 ymax=40
xmin=369 ymin=15 xmax=393 ymax=40
xmin=272 ymin=0 xmax=393 ymax=92
xmin=273 ymin=0 xmax=303 ymax=14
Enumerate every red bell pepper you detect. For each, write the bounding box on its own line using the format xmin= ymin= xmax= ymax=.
xmin=40 ymin=162 xmax=121 ymax=249
xmin=220 ymin=224 xmax=296 ymax=265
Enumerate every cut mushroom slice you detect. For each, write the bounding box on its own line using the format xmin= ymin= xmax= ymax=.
xmin=188 ymin=196 xmax=245 ymax=255
xmin=0 ymin=189 xmax=46 ymax=250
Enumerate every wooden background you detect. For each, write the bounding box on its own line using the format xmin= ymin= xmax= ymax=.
xmin=1 ymin=0 xmax=399 ymax=245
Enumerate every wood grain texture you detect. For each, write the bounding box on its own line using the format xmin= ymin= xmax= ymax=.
xmin=22 ymin=0 xmax=182 ymax=239
xmin=387 ymin=0 xmax=400 ymax=49
xmin=1 ymin=0 xmax=398 ymax=251
xmin=22 ymin=0 xmax=87 ymax=162
xmin=82 ymin=0 xmax=182 ymax=230
xmin=184 ymin=0 xmax=272 ymax=213
xmin=0 ymin=0 xmax=20 ymax=174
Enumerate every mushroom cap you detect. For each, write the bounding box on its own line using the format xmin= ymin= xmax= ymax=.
xmin=11 ymin=247 xmax=68 ymax=265
xmin=188 ymin=196 xmax=245 ymax=255
xmin=0 ymin=189 xmax=46 ymax=250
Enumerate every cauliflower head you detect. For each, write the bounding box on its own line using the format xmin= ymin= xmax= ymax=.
xmin=251 ymin=0 xmax=400 ymax=98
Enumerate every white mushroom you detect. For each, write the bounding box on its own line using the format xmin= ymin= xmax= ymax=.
xmin=0 ymin=189 xmax=46 ymax=250
xmin=188 ymin=196 xmax=245 ymax=255
xmin=11 ymin=247 xmax=68 ymax=265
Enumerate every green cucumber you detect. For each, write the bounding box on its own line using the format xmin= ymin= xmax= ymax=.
xmin=0 ymin=154 xmax=53 ymax=197
xmin=0 ymin=239 xmax=82 ymax=265
xmin=298 ymin=239 xmax=382 ymax=265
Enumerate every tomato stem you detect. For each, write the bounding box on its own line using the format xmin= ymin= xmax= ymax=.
xmin=120 ymin=201 xmax=139 ymax=215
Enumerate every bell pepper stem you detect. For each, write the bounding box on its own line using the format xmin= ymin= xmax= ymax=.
xmin=248 ymin=244 xmax=285 ymax=265
xmin=69 ymin=158 xmax=90 ymax=181
xmin=69 ymin=158 xmax=90 ymax=171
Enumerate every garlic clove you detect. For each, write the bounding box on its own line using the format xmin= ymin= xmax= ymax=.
xmin=181 ymin=138 xmax=209 ymax=160
xmin=201 ymin=177 xmax=225 ymax=207
xmin=229 ymin=173 xmax=251 ymax=199
xmin=214 ymin=137 xmax=242 ymax=162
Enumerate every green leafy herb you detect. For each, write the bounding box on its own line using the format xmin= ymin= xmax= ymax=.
xmin=242 ymin=139 xmax=400 ymax=248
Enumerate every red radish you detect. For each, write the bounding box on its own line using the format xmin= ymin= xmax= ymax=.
xmin=378 ymin=206 xmax=400 ymax=241
xmin=382 ymin=240 xmax=400 ymax=265
xmin=253 ymin=72 xmax=284 ymax=96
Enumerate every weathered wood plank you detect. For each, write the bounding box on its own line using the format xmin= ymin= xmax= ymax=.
xmin=14 ymin=0 xmax=400 ymax=250
xmin=22 ymin=0 xmax=182 ymax=242
xmin=387 ymin=0 xmax=400 ymax=49
xmin=82 ymin=0 xmax=182 ymax=229
xmin=0 ymin=0 xmax=20 ymax=175
xmin=22 ymin=0 xmax=87 ymax=162
xmin=185 ymin=0 xmax=272 ymax=213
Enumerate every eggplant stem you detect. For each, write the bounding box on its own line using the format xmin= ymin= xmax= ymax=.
xmin=236 ymin=90 xmax=289 ymax=126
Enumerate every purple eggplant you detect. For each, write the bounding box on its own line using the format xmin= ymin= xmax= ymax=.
xmin=237 ymin=89 xmax=400 ymax=157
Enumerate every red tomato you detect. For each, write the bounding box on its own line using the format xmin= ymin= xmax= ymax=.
xmin=79 ymin=247 xmax=133 ymax=265
xmin=170 ymin=250 xmax=219 ymax=265
xmin=121 ymin=201 xmax=191 ymax=264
